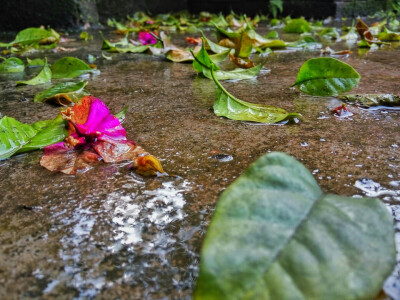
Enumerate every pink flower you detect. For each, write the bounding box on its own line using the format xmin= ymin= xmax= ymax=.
xmin=40 ymin=96 xmax=164 ymax=175
xmin=138 ymin=32 xmax=157 ymax=45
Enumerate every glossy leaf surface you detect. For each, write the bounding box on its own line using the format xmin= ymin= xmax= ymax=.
xmin=0 ymin=57 xmax=25 ymax=73
xmin=211 ymin=69 xmax=299 ymax=123
xmin=0 ymin=115 xmax=67 ymax=160
xmin=16 ymin=57 xmax=51 ymax=85
xmin=292 ymin=57 xmax=360 ymax=96
xmin=195 ymin=152 xmax=396 ymax=300
xmin=51 ymin=57 xmax=98 ymax=79
xmin=0 ymin=27 xmax=59 ymax=48
xmin=34 ymin=81 xmax=90 ymax=105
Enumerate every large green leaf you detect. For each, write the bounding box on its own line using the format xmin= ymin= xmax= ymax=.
xmin=0 ymin=115 xmax=67 ymax=160
xmin=16 ymin=57 xmax=51 ymax=85
xmin=34 ymin=81 xmax=90 ymax=105
xmin=0 ymin=27 xmax=60 ymax=48
xmin=0 ymin=57 xmax=25 ymax=73
xmin=211 ymin=68 xmax=299 ymax=123
xmin=195 ymin=152 xmax=396 ymax=300
xmin=292 ymin=57 xmax=361 ymax=96
xmin=339 ymin=94 xmax=400 ymax=108
xmin=284 ymin=18 xmax=311 ymax=33
xmin=51 ymin=57 xmax=98 ymax=79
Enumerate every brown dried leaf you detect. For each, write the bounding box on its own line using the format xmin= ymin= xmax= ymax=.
xmin=228 ymin=53 xmax=255 ymax=69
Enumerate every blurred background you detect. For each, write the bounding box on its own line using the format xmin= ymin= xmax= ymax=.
xmin=0 ymin=0 xmax=393 ymax=30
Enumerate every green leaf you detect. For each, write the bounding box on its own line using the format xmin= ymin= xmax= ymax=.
xmin=203 ymin=64 xmax=264 ymax=80
xmin=202 ymin=31 xmax=230 ymax=54
xmin=80 ymin=31 xmax=93 ymax=41
xmin=377 ymin=27 xmax=400 ymax=41
xmin=338 ymin=94 xmax=400 ymax=108
xmin=318 ymin=27 xmax=340 ymax=39
xmin=286 ymin=36 xmax=322 ymax=50
xmin=51 ymin=57 xmax=98 ymax=79
xmin=115 ymin=106 xmax=128 ymax=123
xmin=292 ymin=57 xmax=361 ymax=96
xmin=26 ymin=58 xmax=45 ymax=67
xmin=215 ymin=24 xmax=242 ymax=40
xmin=0 ymin=115 xmax=67 ymax=159
xmin=0 ymin=27 xmax=60 ymax=48
xmin=284 ymin=18 xmax=311 ymax=33
xmin=211 ymin=68 xmax=300 ymax=123
xmin=0 ymin=57 xmax=25 ymax=73
xmin=258 ymin=39 xmax=286 ymax=49
xmin=195 ymin=152 xmax=396 ymax=300
xmin=192 ymin=43 xmax=264 ymax=80
xmin=100 ymin=32 xmax=148 ymax=53
xmin=234 ymin=31 xmax=253 ymax=58
xmin=34 ymin=81 xmax=90 ymax=105
xmin=16 ymin=57 xmax=51 ymax=85
xmin=265 ymin=30 xmax=279 ymax=39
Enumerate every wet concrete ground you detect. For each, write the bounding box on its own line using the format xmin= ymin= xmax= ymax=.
xmin=0 ymin=27 xmax=400 ymax=299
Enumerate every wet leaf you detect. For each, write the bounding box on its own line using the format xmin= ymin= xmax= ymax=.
xmin=0 ymin=27 xmax=60 ymax=48
xmin=195 ymin=152 xmax=396 ymax=300
xmin=166 ymin=46 xmax=201 ymax=63
xmin=51 ymin=57 xmax=98 ymax=79
xmin=292 ymin=57 xmax=361 ymax=96
xmin=40 ymin=96 xmax=164 ymax=175
xmin=340 ymin=26 xmax=358 ymax=40
xmin=258 ymin=39 xmax=286 ymax=49
xmin=283 ymin=18 xmax=311 ymax=33
xmin=234 ymin=30 xmax=253 ymax=58
xmin=377 ymin=27 xmax=400 ymax=41
xmin=211 ymin=68 xmax=299 ymax=123
xmin=34 ymin=81 xmax=90 ymax=105
xmin=265 ymin=30 xmax=279 ymax=39
xmin=26 ymin=57 xmax=45 ymax=67
xmin=202 ymin=32 xmax=231 ymax=54
xmin=338 ymin=94 xmax=400 ymax=108
xmin=318 ymin=27 xmax=340 ymax=39
xmin=0 ymin=115 xmax=67 ymax=160
xmin=215 ymin=24 xmax=242 ymax=40
xmin=192 ymin=42 xmax=264 ymax=80
xmin=228 ymin=53 xmax=255 ymax=69
xmin=80 ymin=31 xmax=93 ymax=41
xmin=0 ymin=57 xmax=25 ymax=73
xmin=286 ymin=36 xmax=322 ymax=50
xmin=16 ymin=57 xmax=51 ymax=85
xmin=100 ymin=33 xmax=148 ymax=53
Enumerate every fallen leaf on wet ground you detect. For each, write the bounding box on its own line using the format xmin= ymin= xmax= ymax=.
xmin=40 ymin=96 xmax=164 ymax=175
xmin=195 ymin=152 xmax=396 ymax=300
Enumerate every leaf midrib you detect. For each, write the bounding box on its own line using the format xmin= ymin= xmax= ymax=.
xmin=240 ymin=190 xmax=325 ymax=300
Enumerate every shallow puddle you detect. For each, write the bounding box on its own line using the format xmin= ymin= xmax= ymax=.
xmin=0 ymin=26 xmax=399 ymax=299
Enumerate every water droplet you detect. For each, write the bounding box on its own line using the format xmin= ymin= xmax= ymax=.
xmin=211 ymin=154 xmax=234 ymax=162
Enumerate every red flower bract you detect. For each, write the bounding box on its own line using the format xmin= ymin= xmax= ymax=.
xmin=40 ymin=96 xmax=164 ymax=175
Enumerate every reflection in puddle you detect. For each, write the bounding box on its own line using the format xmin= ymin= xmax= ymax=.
xmin=44 ymin=177 xmax=197 ymax=298
xmin=355 ymin=179 xmax=400 ymax=299
xmin=354 ymin=178 xmax=400 ymax=201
